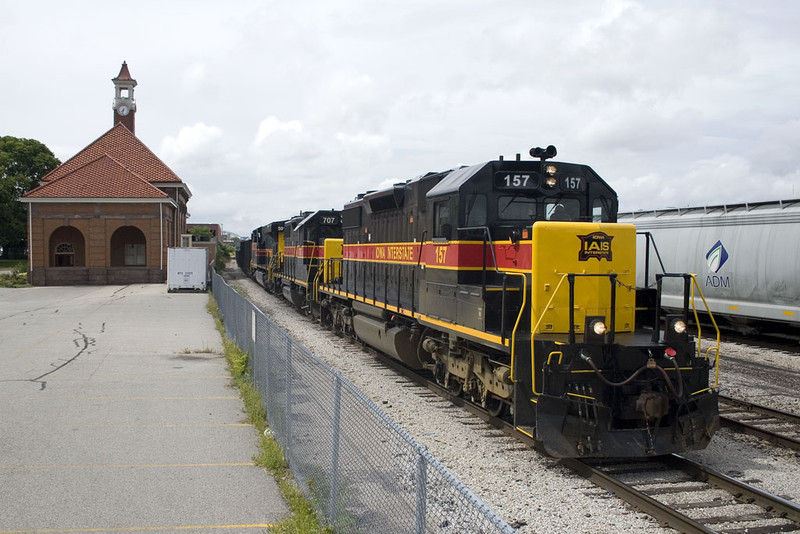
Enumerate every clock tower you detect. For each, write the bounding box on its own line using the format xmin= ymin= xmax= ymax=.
xmin=112 ymin=61 xmax=137 ymax=134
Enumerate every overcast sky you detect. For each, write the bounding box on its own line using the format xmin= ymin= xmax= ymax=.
xmin=2 ymin=1 xmax=799 ymax=237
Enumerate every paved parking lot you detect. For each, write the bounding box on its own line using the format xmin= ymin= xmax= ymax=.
xmin=0 ymin=284 xmax=288 ymax=533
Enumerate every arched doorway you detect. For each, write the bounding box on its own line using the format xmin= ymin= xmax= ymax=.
xmin=48 ymin=226 xmax=86 ymax=267
xmin=110 ymin=226 xmax=147 ymax=267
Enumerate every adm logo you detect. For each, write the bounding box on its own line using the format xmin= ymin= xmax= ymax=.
xmin=705 ymin=240 xmax=729 ymax=273
xmin=705 ymin=240 xmax=731 ymax=289
xmin=577 ymin=232 xmax=614 ymax=261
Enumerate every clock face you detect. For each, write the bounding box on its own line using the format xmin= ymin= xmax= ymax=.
xmin=118 ymin=105 xmax=129 ymax=116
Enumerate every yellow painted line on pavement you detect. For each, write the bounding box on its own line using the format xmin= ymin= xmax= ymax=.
xmin=0 ymin=524 xmax=277 ymax=533
xmin=0 ymin=462 xmax=255 ymax=470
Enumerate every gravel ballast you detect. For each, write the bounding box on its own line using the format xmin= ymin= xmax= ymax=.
xmin=226 ymin=271 xmax=800 ymax=533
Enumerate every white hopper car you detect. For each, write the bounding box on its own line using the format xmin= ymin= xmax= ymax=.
xmin=619 ymin=199 xmax=800 ymax=335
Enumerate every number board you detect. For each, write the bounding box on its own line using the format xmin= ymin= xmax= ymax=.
xmin=493 ymin=172 xmax=539 ymax=190
xmin=320 ymin=215 xmax=340 ymax=225
xmin=559 ymin=175 xmax=586 ymax=191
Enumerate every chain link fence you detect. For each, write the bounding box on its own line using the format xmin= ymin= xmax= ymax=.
xmin=212 ymin=272 xmax=514 ymax=533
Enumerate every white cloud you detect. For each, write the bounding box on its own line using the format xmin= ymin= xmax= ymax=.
xmin=159 ymin=123 xmax=224 ymax=168
xmin=3 ymin=0 xmax=800 ymax=236
xmin=253 ymin=116 xmax=304 ymax=148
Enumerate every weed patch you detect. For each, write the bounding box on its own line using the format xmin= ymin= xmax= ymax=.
xmin=0 ymin=268 xmax=28 ymax=288
xmin=207 ymin=293 xmax=330 ymax=534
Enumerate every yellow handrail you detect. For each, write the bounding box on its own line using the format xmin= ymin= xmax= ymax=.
xmin=527 ymin=273 xmax=570 ymax=395
xmin=689 ymin=274 xmax=721 ymax=390
xmin=506 ymin=271 xmax=527 ymax=384
xmin=311 ymin=258 xmax=326 ymax=304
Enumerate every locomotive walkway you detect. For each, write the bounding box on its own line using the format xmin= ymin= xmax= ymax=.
xmin=0 ymin=284 xmax=288 ymax=533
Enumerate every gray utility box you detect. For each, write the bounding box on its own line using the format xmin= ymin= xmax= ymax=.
xmin=167 ymin=247 xmax=208 ymax=292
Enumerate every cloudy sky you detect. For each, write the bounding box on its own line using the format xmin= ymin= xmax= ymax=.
xmin=2 ymin=1 xmax=799 ymax=237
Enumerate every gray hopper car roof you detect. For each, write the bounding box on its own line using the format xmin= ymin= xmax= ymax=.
xmin=619 ymin=198 xmax=800 ymax=229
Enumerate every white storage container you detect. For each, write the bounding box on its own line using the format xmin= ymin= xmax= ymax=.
xmin=167 ymin=248 xmax=208 ymax=292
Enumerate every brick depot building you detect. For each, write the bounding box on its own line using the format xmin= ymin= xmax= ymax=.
xmin=21 ymin=63 xmax=190 ymax=286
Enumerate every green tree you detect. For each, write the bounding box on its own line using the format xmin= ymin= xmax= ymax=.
xmin=188 ymin=225 xmax=214 ymax=242
xmin=0 ymin=136 xmax=60 ymax=258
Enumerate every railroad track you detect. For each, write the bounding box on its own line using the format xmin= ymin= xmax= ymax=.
xmin=236 ymin=273 xmax=800 ymax=532
xmin=370 ymin=351 xmax=800 ymax=533
xmin=568 ymin=455 xmax=800 ymax=533
xmin=719 ymin=394 xmax=800 ymax=451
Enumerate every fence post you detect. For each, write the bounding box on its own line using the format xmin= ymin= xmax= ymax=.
xmin=285 ymin=334 xmax=292 ymax=462
xmin=329 ymin=376 xmax=342 ymax=526
xmin=264 ymin=319 xmax=272 ymax=423
xmin=415 ymin=448 xmax=427 ymax=534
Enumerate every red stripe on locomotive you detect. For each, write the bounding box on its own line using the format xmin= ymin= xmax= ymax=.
xmin=343 ymin=241 xmax=532 ymax=270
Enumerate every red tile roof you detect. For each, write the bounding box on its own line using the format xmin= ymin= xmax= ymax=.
xmin=42 ymin=122 xmax=183 ymax=184
xmin=24 ymin=153 xmax=169 ymax=200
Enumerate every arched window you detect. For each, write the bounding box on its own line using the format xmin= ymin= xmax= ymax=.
xmin=54 ymin=242 xmax=75 ymax=267
xmin=110 ymin=226 xmax=147 ymax=267
xmin=49 ymin=226 xmax=86 ymax=267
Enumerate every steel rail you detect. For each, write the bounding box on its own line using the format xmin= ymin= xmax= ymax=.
xmin=719 ymin=394 xmax=800 ymax=451
xmin=561 ymin=457 xmax=716 ymax=534
xmin=666 ymin=454 xmax=800 ymax=525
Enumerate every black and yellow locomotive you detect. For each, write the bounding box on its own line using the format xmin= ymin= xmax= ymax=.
xmin=276 ymin=210 xmax=342 ymax=310
xmin=241 ymin=147 xmax=721 ymax=457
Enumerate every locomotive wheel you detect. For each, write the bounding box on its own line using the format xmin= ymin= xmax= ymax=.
xmin=484 ymin=396 xmax=505 ymax=418
xmin=434 ymin=362 xmax=461 ymax=395
xmin=446 ymin=376 xmax=462 ymax=395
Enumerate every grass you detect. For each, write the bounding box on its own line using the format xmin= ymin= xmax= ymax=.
xmin=181 ymin=347 xmax=216 ymax=354
xmin=0 ymin=259 xmax=27 ymax=269
xmin=0 ymin=261 xmax=28 ymax=288
xmin=207 ymin=295 xmax=331 ymax=534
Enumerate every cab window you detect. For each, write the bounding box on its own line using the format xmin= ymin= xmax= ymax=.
xmin=434 ymin=200 xmax=452 ymax=239
xmin=464 ymin=193 xmax=487 ymax=227
xmin=592 ymin=198 xmax=611 ymax=222
xmin=545 ymin=199 xmax=580 ymax=221
xmin=498 ymin=196 xmax=536 ymax=221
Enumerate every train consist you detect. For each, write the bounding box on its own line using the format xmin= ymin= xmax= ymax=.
xmin=619 ymin=199 xmax=800 ymax=336
xmin=237 ymin=147 xmax=721 ymax=458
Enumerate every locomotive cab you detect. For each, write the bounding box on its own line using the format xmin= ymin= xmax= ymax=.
xmin=421 ymin=152 xmax=619 ymax=339
xmin=251 ymin=220 xmax=288 ymax=292
xmin=281 ymin=210 xmax=342 ymax=309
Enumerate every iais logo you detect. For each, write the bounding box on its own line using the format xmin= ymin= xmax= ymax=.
xmin=705 ymin=240 xmax=731 ymax=289
xmin=705 ymin=240 xmax=729 ymax=273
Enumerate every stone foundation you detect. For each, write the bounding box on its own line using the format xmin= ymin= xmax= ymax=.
xmin=29 ymin=267 xmax=166 ymax=286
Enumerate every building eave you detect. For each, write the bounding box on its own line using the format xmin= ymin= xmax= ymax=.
xmin=20 ymin=197 xmax=178 ymax=207
xmin=152 ymin=181 xmax=193 ymax=198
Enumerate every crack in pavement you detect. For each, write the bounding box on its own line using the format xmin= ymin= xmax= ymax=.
xmin=28 ymin=327 xmax=96 ymax=390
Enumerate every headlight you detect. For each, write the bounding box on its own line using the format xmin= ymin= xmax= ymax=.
xmin=545 ymin=164 xmax=557 ymax=177
xmin=672 ymin=320 xmax=686 ymax=334
xmin=590 ymin=319 xmax=607 ymax=335
xmin=665 ymin=315 xmax=689 ymax=343
xmin=585 ymin=316 xmax=608 ymax=344
xmin=545 ymin=176 xmax=557 ymax=188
